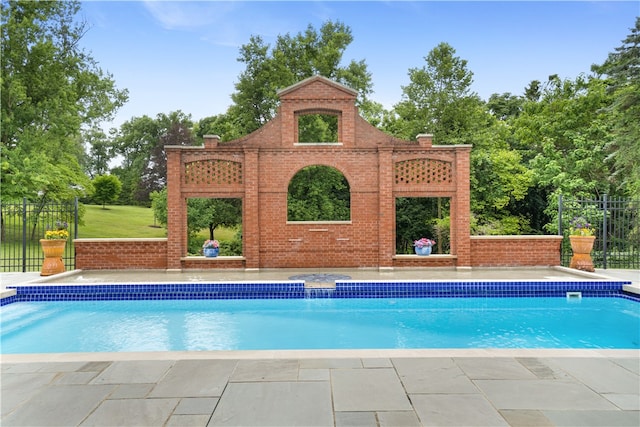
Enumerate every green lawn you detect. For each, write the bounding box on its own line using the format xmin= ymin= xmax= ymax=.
xmin=80 ymin=205 xmax=166 ymax=238
xmin=80 ymin=205 xmax=237 ymax=241
xmin=1 ymin=205 xmax=239 ymax=271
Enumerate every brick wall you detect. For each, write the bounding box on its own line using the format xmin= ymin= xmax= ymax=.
xmin=470 ymin=236 xmax=563 ymax=267
xmin=74 ymin=236 xmax=563 ymax=270
xmin=74 ymin=239 xmax=168 ymax=270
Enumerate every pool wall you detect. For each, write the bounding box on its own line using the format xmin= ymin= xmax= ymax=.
xmin=2 ymin=280 xmax=636 ymax=306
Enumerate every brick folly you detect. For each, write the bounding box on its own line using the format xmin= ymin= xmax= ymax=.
xmin=166 ymin=76 xmax=471 ymax=269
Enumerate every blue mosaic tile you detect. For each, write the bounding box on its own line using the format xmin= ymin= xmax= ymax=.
xmin=331 ymin=280 xmax=630 ymax=299
xmin=0 ymin=295 xmax=17 ymax=306
xmin=5 ymin=282 xmax=306 ymax=302
xmin=1 ymin=280 xmax=635 ymax=305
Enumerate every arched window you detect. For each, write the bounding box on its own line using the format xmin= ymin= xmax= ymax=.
xmin=287 ymin=165 xmax=350 ymax=221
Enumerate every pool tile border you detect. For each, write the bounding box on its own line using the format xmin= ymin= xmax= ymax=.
xmin=2 ymin=280 xmax=636 ymax=306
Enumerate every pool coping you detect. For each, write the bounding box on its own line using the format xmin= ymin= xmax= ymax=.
xmin=2 ymin=348 xmax=639 ymax=364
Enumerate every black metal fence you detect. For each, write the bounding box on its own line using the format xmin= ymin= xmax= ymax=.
xmin=559 ymin=195 xmax=640 ymax=269
xmin=1 ymin=198 xmax=78 ymax=272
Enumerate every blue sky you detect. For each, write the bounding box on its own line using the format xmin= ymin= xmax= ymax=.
xmin=80 ymin=1 xmax=639 ymax=130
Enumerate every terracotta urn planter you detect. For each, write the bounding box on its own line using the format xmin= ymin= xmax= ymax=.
xmin=40 ymin=239 xmax=66 ymax=276
xmin=569 ymin=235 xmax=595 ymax=272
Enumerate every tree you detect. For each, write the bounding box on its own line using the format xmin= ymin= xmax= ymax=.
xmin=188 ymin=198 xmax=242 ymax=241
xmin=82 ymin=125 xmax=113 ymax=178
xmin=230 ymin=21 xmax=374 ymax=136
xmin=486 ymin=92 xmax=524 ymax=120
xmin=92 ymin=175 xmax=122 ymax=209
xmin=512 ymin=75 xmax=617 ymax=232
xmin=111 ymin=111 xmax=194 ymax=205
xmin=1 ymin=0 xmax=127 ymax=202
xmin=390 ymin=43 xmax=533 ymax=233
xmin=137 ymin=112 xmax=195 ymax=203
xmin=392 ymin=43 xmax=478 ymax=143
xmin=516 ymin=75 xmax=615 ymax=198
xmin=194 ymin=113 xmax=242 ymax=143
xmin=591 ymin=17 xmax=640 ymax=198
xmin=150 ymin=189 xmax=242 ymax=241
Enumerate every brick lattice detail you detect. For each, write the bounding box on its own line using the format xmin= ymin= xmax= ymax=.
xmin=395 ymin=159 xmax=452 ymax=185
xmin=184 ymin=159 xmax=243 ymax=185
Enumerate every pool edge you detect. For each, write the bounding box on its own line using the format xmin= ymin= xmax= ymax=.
xmin=2 ymin=348 xmax=639 ymax=363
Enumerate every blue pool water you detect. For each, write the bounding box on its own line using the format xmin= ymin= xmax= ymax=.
xmin=1 ymin=297 xmax=638 ymax=353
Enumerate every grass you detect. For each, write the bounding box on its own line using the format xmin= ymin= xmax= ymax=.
xmin=80 ymin=205 xmax=166 ymax=238
xmin=80 ymin=205 xmax=237 ymax=242
xmin=1 ymin=205 xmax=238 ymax=271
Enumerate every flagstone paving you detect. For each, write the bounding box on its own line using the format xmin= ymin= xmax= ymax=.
xmin=2 ymin=354 xmax=638 ymax=426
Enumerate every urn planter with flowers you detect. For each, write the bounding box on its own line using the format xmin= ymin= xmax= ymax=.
xmin=40 ymin=221 xmax=69 ymax=276
xmin=568 ymin=217 xmax=595 ymax=272
xmin=414 ymin=238 xmax=436 ymax=256
xmin=202 ymin=239 xmax=220 ymax=257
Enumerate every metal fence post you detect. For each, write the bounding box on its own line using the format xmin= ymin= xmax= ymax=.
xmin=602 ymin=194 xmax=608 ymax=270
xmin=22 ymin=197 xmax=27 ymax=272
xmin=74 ymin=197 xmax=79 ymax=239
xmin=558 ymin=194 xmax=563 ymax=235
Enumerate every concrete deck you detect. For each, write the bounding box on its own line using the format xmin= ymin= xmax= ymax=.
xmin=1 ymin=267 xmax=639 ymax=426
xmin=2 ymin=350 xmax=639 ymax=426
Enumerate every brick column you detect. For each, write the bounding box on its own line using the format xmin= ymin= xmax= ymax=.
xmin=243 ymin=148 xmax=260 ymax=268
xmin=454 ymin=146 xmax=472 ymax=267
xmin=378 ymin=147 xmax=394 ymax=267
xmin=166 ymin=147 xmax=184 ymax=270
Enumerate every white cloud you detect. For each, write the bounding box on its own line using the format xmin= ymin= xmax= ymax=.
xmin=142 ymin=0 xmax=236 ymax=30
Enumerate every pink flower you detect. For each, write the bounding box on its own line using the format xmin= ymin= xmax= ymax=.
xmin=413 ymin=238 xmax=435 ymax=248
xmin=203 ymin=239 xmax=219 ymax=249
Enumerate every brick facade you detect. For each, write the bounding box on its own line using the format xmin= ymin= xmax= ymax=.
xmin=73 ymin=236 xmax=564 ymax=270
xmin=165 ymin=76 xmax=472 ymax=269
xmin=74 ymin=76 xmax=561 ymax=271
xmin=470 ymin=236 xmax=563 ymax=267
xmin=74 ymin=239 xmax=167 ymax=270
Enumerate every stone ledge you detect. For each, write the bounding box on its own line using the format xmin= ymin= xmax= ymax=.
xmin=181 ymin=256 xmax=246 ymax=262
xmin=393 ymin=254 xmax=458 ymax=260
xmin=74 ymin=238 xmax=167 ymax=242
xmin=470 ymin=235 xmax=562 ymax=240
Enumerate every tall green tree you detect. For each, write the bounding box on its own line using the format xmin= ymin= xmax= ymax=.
xmin=393 ymin=43 xmax=479 ymax=143
xmin=82 ymin=125 xmax=112 ymax=178
xmin=390 ymin=43 xmax=533 ymax=233
xmin=591 ymin=17 xmax=640 ymax=198
xmin=230 ymin=21 xmax=374 ymax=136
xmin=513 ymin=75 xmax=617 ymax=232
xmin=515 ymin=75 xmax=615 ymax=198
xmin=1 ymin=0 xmax=127 ymax=202
xmin=111 ymin=111 xmax=193 ymax=205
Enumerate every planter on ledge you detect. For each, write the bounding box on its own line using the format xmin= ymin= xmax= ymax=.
xmin=414 ymin=246 xmax=432 ymax=256
xmin=40 ymin=239 xmax=66 ymax=276
xmin=569 ymin=235 xmax=595 ymax=272
xmin=203 ymin=247 xmax=219 ymax=258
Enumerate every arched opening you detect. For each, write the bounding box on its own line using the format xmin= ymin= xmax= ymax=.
xmin=287 ymin=165 xmax=350 ymax=221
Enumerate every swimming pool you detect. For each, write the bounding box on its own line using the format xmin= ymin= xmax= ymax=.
xmin=2 ymin=297 xmax=639 ymax=352
xmin=1 ymin=280 xmax=638 ymax=353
